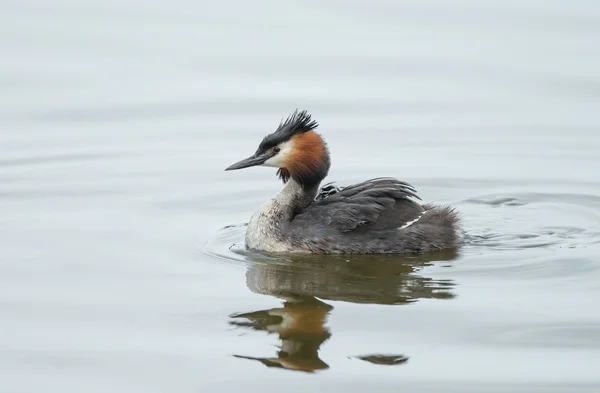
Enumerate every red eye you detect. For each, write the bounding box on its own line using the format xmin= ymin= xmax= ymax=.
xmin=273 ymin=147 xmax=281 ymax=153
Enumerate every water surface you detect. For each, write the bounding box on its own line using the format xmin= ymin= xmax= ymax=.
xmin=1 ymin=1 xmax=600 ymax=392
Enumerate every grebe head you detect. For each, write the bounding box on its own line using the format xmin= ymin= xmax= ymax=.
xmin=225 ymin=110 xmax=330 ymax=189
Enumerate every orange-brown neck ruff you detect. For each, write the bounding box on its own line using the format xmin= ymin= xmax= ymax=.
xmin=279 ymin=131 xmax=330 ymax=190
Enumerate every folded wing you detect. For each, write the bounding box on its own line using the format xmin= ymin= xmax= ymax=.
xmin=294 ymin=177 xmax=425 ymax=232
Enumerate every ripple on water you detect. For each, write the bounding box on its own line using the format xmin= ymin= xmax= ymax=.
xmin=459 ymin=191 xmax=600 ymax=251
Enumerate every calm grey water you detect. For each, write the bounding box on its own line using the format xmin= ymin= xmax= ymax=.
xmin=2 ymin=1 xmax=600 ymax=392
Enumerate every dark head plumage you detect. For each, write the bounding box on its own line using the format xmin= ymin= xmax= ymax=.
xmin=257 ymin=110 xmax=319 ymax=153
xmin=226 ymin=109 xmax=329 ymax=191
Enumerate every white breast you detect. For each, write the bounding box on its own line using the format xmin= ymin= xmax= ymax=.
xmin=245 ymin=199 xmax=294 ymax=252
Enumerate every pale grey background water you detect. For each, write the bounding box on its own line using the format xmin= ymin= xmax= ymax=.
xmin=2 ymin=1 xmax=600 ymax=392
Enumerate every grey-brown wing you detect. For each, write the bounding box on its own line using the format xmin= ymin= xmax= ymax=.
xmin=293 ymin=177 xmax=425 ymax=232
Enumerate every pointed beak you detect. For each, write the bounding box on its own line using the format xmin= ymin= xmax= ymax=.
xmin=225 ymin=152 xmax=272 ymax=171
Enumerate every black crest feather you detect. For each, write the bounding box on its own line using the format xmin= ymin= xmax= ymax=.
xmin=257 ymin=109 xmax=319 ymax=152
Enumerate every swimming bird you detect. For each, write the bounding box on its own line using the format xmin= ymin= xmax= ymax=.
xmin=225 ymin=110 xmax=460 ymax=254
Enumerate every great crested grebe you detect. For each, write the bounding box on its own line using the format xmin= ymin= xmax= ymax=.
xmin=225 ymin=110 xmax=460 ymax=254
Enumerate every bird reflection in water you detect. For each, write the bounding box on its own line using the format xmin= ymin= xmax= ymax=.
xmin=229 ymin=249 xmax=458 ymax=372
